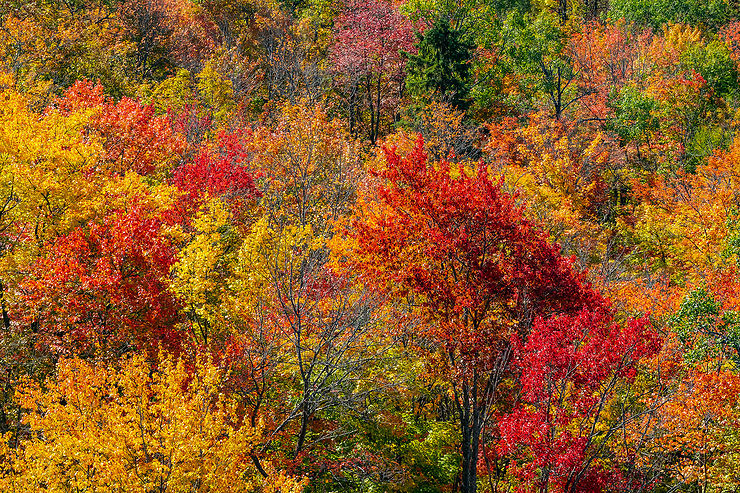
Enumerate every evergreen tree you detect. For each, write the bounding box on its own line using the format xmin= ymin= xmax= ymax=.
xmin=406 ymin=16 xmax=474 ymax=109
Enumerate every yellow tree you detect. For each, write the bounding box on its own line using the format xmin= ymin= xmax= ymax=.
xmin=0 ymin=351 xmax=305 ymax=492
xmin=628 ymin=132 xmax=740 ymax=283
xmin=168 ymin=103 xmax=381 ymax=477
xmin=229 ymin=102 xmax=386 ymax=474
xmin=170 ymin=197 xmax=241 ymax=346
xmin=486 ymin=112 xmax=615 ymax=271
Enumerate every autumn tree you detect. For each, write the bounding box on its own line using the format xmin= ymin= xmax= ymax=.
xmin=54 ymin=80 xmax=186 ymax=176
xmin=337 ymin=136 xmax=601 ymax=492
xmin=626 ymin=131 xmax=740 ymax=281
xmin=20 ymin=199 xmax=183 ymax=357
xmin=498 ymin=308 xmax=659 ymax=492
xmin=168 ymin=102 xmax=385 ymax=480
xmin=249 ymin=0 xmax=333 ymax=104
xmin=0 ymin=351 xmax=305 ymax=492
xmin=622 ymin=287 xmax=740 ymax=493
xmin=331 ymin=0 xmax=414 ymax=143
xmin=604 ymin=23 xmax=736 ymax=172
xmin=567 ymin=20 xmax=646 ymax=125
xmin=232 ymin=102 xmax=383 ymax=475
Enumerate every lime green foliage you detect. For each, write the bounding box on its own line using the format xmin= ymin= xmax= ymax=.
xmin=671 ymin=288 xmax=740 ymax=368
xmin=232 ymin=216 xmax=321 ymax=308
xmin=500 ymin=10 xmax=573 ymax=116
xmin=337 ymin=407 xmax=460 ymax=492
xmin=681 ymin=37 xmax=739 ymax=97
xmin=608 ymin=0 xmax=733 ymax=31
xmin=399 ymin=412 xmax=460 ymax=491
xmin=147 ymin=62 xmax=236 ymax=122
xmin=684 ymin=123 xmax=733 ymax=172
xmin=608 ymin=84 xmax=660 ymax=145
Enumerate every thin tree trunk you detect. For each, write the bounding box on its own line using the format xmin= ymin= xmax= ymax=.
xmin=295 ymin=404 xmax=309 ymax=456
xmin=457 ymin=376 xmax=480 ymax=493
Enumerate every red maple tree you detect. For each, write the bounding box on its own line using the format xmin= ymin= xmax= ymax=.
xmin=337 ymin=136 xmax=602 ymax=492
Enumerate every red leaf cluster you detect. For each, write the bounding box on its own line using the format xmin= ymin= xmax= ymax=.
xmin=21 ymin=206 xmax=183 ymax=355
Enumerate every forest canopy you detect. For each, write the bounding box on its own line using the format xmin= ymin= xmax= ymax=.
xmin=1 ymin=0 xmax=740 ymax=491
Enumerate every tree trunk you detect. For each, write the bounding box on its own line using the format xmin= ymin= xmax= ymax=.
xmin=461 ymin=422 xmax=479 ymax=493
xmin=295 ymin=404 xmax=309 ymax=456
xmin=456 ymin=372 xmax=482 ymax=493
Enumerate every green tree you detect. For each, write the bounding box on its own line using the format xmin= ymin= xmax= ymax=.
xmin=608 ymin=0 xmax=733 ymax=32
xmin=406 ymin=15 xmax=475 ymax=109
xmin=502 ymin=10 xmax=576 ymax=119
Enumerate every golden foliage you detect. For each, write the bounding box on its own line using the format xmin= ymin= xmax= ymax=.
xmin=0 ymin=352 xmax=305 ymax=492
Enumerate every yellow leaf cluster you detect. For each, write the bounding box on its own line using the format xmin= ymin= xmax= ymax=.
xmin=248 ymin=101 xmax=361 ymax=233
xmin=630 ymin=135 xmax=740 ymax=281
xmin=491 ymin=113 xmax=610 ymax=258
xmin=147 ymin=61 xmax=237 ymax=126
xmin=171 ymin=198 xmax=235 ymax=342
xmin=0 ymin=351 xmax=305 ymax=492
xmin=233 ymin=216 xmax=321 ymax=309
